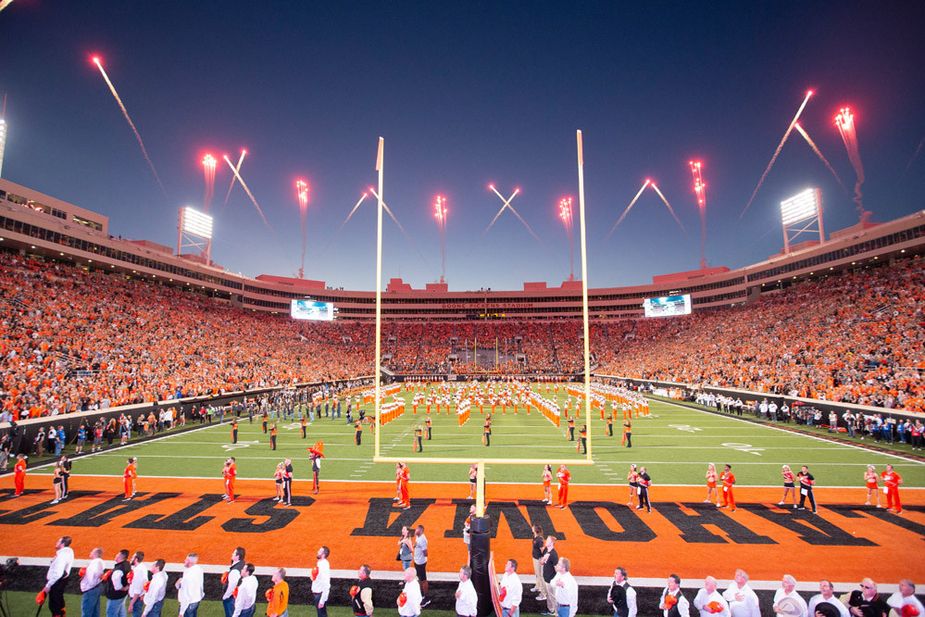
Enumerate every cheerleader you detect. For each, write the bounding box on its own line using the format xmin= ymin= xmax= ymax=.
xmin=705 ymin=463 xmax=719 ymax=505
xmin=51 ymin=462 xmax=64 ymax=504
xmin=778 ymin=464 xmax=797 ymax=507
xmin=468 ymin=464 xmax=478 ymax=500
xmin=273 ymin=462 xmax=285 ymax=502
xmin=541 ymin=464 xmax=553 ymax=504
xmin=627 ymin=463 xmax=639 ymax=506
xmin=864 ymin=464 xmax=881 ymax=507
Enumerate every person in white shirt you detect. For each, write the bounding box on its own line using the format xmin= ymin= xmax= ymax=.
xmin=551 ymin=557 xmax=578 ymax=617
xmin=128 ymin=551 xmax=148 ymax=617
xmin=808 ymin=580 xmax=850 ymax=617
xmin=312 ymin=546 xmax=332 ymax=617
xmin=499 ymin=559 xmax=523 ymax=617
xmin=81 ymin=547 xmax=106 ymax=617
xmin=176 ymin=553 xmax=205 ymax=617
xmin=232 ymin=564 xmax=258 ymax=617
xmin=886 ymin=580 xmax=925 ymax=617
xmin=455 ymin=566 xmax=479 ymax=617
xmin=660 ymin=574 xmax=691 ymax=617
xmin=773 ymin=575 xmax=808 ymax=617
xmin=694 ymin=576 xmax=730 ymax=617
xmin=222 ymin=547 xmax=247 ymax=617
xmin=398 ymin=567 xmax=423 ymax=617
xmin=44 ymin=536 xmax=74 ymax=617
xmin=142 ymin=560 xmax=168 ymax=617
xmin=724 ymin=570 xmax=761 ymax=617
xmin=606 ymin=567 xmax=637 ymax=617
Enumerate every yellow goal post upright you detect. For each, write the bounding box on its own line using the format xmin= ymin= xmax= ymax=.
xmin=371 ymin=132 xmax=594 ymax=616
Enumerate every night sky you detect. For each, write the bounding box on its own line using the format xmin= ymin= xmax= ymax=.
xmin=2 ymin=2 xmax=924 ymax=291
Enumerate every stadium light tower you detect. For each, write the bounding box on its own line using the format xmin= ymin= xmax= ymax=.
xmin=0 ymin=94 xmax=7 ymax=178
xmin=780 ymin=188 xmax=824 ymax=254
xmin=177 ymin=206 xmax=214 ymax=265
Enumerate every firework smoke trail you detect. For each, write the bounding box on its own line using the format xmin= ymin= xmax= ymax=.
xmin=222 ymin=154 xmax=271 ymax=228
xmin=296 ymin=180 xmax=309 ymax=277
xmin=689 ymin=161 xmax=707 ymax=269
xmin=486 ymin=185 xmax=540 ymax=241
xmin=0 ymin=0 xmax=15 ymax=13
xmin=559 ymin=197 xmax=574 ymax=279
xmin=92 ymin=57 xmax=167 ymax=197
xmin=793 ymin=123 xmax=850 ymax=196
xmin=835 ymin=107 xmax=866 ymax=219
xmin=904 ymin=136 xmax=925 ymax=176
xmin=434 ymin=195 xmax=448 ymax=281
xmin=606 ymin=180 xmax=650 ymax=239
xmin=222 ymin=149 xmax=247 ymax=208
xmin=202 ymin=154 xmax=216 ymax=211
xmin=740 ymin=90 xmax=814 ymax=219
xmin=340 ymin=193 xmax=369 ymax=230
xmin=367 ymin=188 xmax=411 ymax=237
xmin=650 ymin=182 xmax=686 ymax=234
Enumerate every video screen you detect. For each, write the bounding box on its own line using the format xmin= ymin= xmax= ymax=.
xmin=643 ymin=294 xmax=692 ymax=318
xmin=291 ymin=299 xmax=335 ymax=321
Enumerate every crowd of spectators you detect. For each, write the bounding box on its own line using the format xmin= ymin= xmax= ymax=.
xmin=2 ymin=251 xmax=923 ymax=418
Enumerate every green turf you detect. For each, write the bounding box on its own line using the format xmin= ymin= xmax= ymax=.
xmin=29 ymin=386 xmax=924 ymax=487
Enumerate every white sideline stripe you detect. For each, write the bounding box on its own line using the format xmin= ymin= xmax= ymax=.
xmin=0 ymin=556 xmax=902 ymax=593
xmin=662 ymin=400 xmax=925 ymax=465
xmin=18 ymin=471 xmax=925 ymax=489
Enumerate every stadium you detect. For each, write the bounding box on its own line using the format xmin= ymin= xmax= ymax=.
xmin=2 ymin=3 xmax=925 ymax=617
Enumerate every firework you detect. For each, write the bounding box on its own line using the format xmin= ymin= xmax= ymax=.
xmin=650 ymin=182 xmax=686 ymax=233
xmin=296 ymin=179 xmax=309 ymax=278
xmin=689 ymin=161 xmax=707 ymax=269
xmin=485 ymin=185 xmax=540 ymax=241
xmin=202 ymin=154 xmax=216 ymax=212
xmin=222 ymin=149 xmax=247 ymax=208
xmin=340 ymin=192 xmax=369 ymax=230
xmin=740 ymin=90 xmax=814 ymax=219
xmin=433 ymin=195 xmax=448 ymax=282
xmin=91 ymin=56 xmax=167 ymax=197
xmin=605 ymin=179 xmax=650 ymax=239
xmin=558 ymin=197 xmax=574 ymax=280
xmin=792 ymin=123 xmax=849 ymax=196
xmin=834 ymin=106 xmax=867 ymax=220
xmin=367 ymin=187 xmax=413 ymax=239
xmin=222 ymin=154 xmax=270 ymax=228
xmin=0 ymin=1 xmax=15 ymax=14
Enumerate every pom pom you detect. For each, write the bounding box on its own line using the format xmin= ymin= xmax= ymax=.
xmin=127 ymin=571 xmax=134 ymax=584
xmin=311 ymin=567 xmax=319 ymax=580
xmin=350 ymin=585 xmax=360 ymax=598
xmin=706 ymin=601 xmax=724 ymax=614
xmin=143 ymin=581 xmax=150 ymax=592
xmin=36 ymin=590 xmax=46 ymax=605
xmin=902 ymin=606 xmax=921 ymax=617
xmin=232 ymin=587 xmax=238 ymax=598
xmin=78 ymin=567 xmax=87 ymax=578
xmin=398 ymin=592 xmax=408 ymax=607
xmin=664 ymin=594 xmax=678 ymax=610
xmin=265 ymin=589 xmax=275 ymax=602
xmin=221 ymin=572 xmax=229 ymax=585
xmin=101 ymin=570 xmax=112 ymax=581
xmin=499 ymin=587 xmax=507 ymax=602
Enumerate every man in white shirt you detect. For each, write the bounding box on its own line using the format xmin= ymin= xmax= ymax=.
xmin=128 ymin=551 xmax=149 ymax=617
xmin=231 ymin=564 xmax=258 ymax=617
xmin=312 ymin=546 xmax=332 ymax=617
xmin=551 ymin=557 xmax=578 ymax=617
xmin=499 ymin=559 xmax=523 ymax=617
xmin=607 ymin=566 xmax=637 ymax=617
xmin=808 ymin=580 xmax=850 ymax=617
xmin=660 ymin=575 xmax=691 ymax=617
xmin=886 ymin=580 xmax=925 ymax=617
xmin=724 ymin=570 xmax=761 ymax=617
xmin=455 ymin=566 xmax=479 ymax=617
xmin=81 ymin=547 xmax=106 ymax=617
xmin=222 ymin=547 xmax=247 ymax=617
xmin=398 ymin=567 xmax=423 ymax=617
xmin=44 ymin=536 xmax=74 ymax=617
xmin=773 ymin=575 xmax=808 ymax=617
xmin=694 ymin=576 xmax=730 ymax=617
xmin=142 ymin=560 xmax=168 ymax=617
xmin=176 ymin=553 xmax=204 ymax=617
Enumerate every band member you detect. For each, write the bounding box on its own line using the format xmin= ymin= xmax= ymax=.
xmin=414 ymin=425 xmax=423 ymax=453
xmin=42 ymin=536 xmax=74 ymax=617
xmin=606 ymin=415 xmax=614 ymax=437
xmin=779 ymin=464 xmax=796 ymax=508
xmin=542 ymin=464 xmax=553 ymax=504
xmin=719 ymin=464 xmax=736 ymax=511
xmin=425 ymin=416 xmax=433 ymax=440
xmin=567 ymin=417 xmax=575 ymax=441
xmin=881 ymin=464 xmax=903 ymax=513
xmin=864 ymin=465 xmax=881 ymax=507
xmin=627 ymin=464 xmax=639 ymax=506
xmin=556 ymin=464 xmax=571 ymax=509
xmin=705 ymin=463 xmax=718 ymax=505
xmin=301 ymin=415 xmax=308 ymax=439
xmin=123 ymin=457 xmax=138 ymax=500
xmin=397 ymin=462 xmax=411 ymax=510
xmin=622 ymin=420 xmax=632 ymax=448
xmin=578 ymin=425 xmax=588 ymax=454
xmin=262 ymin=412 xmax=269 ymax=434
xmin=483 ymin=416 xmax=492 ymax=447
xmin=231 ymin=420 xmax=239 ymax=444
xmin=270 ymin=424 xmax=278 ymax=450
xmin=797 ymin=465 xmax=817 ymax=513
xmin=13 ymin=454 xmax=27 ymax=496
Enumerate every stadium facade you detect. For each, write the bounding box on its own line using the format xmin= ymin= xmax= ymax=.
xmin=2 ymin=177 xmax=924 ymax=321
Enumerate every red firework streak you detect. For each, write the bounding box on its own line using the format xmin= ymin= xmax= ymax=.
xmin=296 ymin=180 xmax=309 ymax=279
xmin=433 ymin=195 xmax=447 ymax=283
xmin=689 ymin=161 xmax=707 ymax=269
xmin=558 ymin=197 xmax=574 ymax=280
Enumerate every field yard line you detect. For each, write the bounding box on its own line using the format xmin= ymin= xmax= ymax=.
xmin=661 ymin=400 xmax=925 ymax=465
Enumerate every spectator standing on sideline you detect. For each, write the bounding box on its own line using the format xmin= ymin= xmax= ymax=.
xmin=724 ymin=570 xmax=760 ymax=617
xmin=176 ymin=553 xmax=205 ymax=617
xmin=455 ymin=566 xmax=478 ymax=617
xmin=499 ymin=559 xmax=523 ymax=617
xmin=311 ymin=546 xmax=332 ymax=617
xmin=550 ymin=558 xmax=578 ymax=617
xmin=414 ymin=526 xmax=430 ymax=606
xmin=607 ymin=567 xmax=638 ymax=617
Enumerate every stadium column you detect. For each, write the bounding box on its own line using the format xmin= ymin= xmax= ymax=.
xmin=471 ymin=461 xmax=492 ymax=616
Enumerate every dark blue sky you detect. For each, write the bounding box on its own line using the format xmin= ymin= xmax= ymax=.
xmin=2 ymin=1 xmax=924 ymax=290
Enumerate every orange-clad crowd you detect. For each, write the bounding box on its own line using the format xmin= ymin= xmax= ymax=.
xmin=1 ymin=251 xmax=922 ymax=418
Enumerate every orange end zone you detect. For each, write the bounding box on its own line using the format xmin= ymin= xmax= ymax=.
xmin=1 ymin=476 xmax=923 ymax=582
